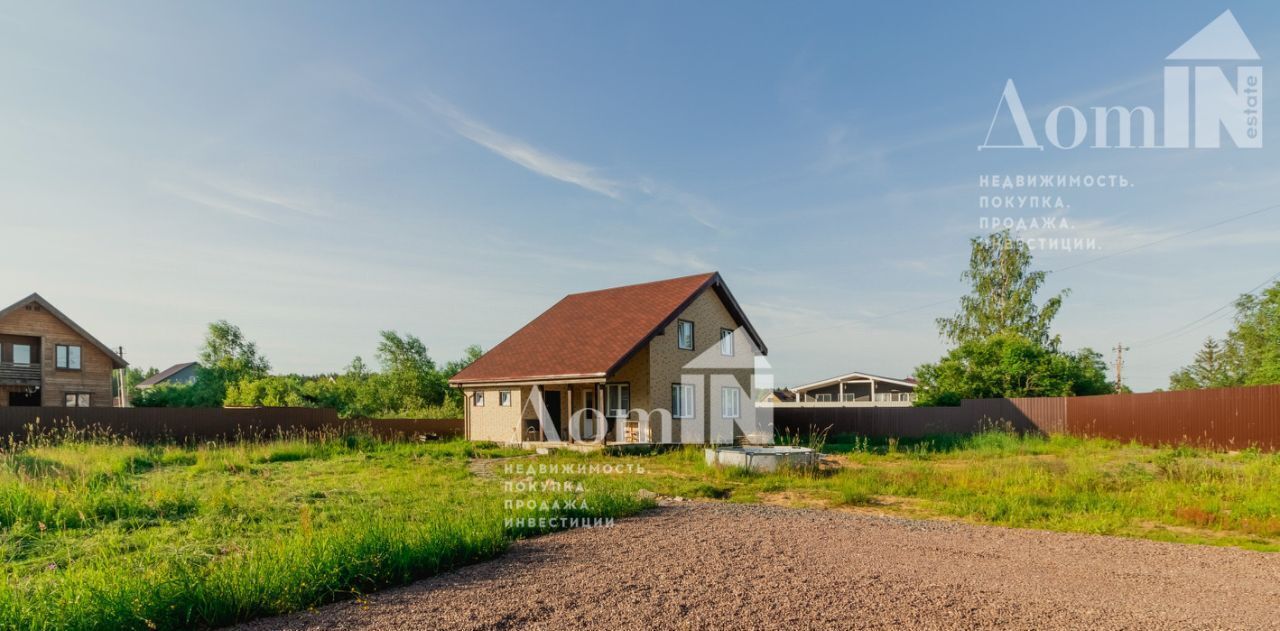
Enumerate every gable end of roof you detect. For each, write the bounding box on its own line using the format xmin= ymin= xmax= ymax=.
xmin=0 ymin=293 xmax=128 ymax=368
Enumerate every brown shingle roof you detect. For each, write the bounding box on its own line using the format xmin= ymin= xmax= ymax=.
xmin=449 ymin=272 xmax=765 ymax=385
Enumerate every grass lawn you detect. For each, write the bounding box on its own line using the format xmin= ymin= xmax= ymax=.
xmin=556 ymin=431 xmax=1280 ymax=552
xmin=4 ymin=429 xmax=1279 ymax=629
xmin=0 ymin=432 xmax=649 ymax=630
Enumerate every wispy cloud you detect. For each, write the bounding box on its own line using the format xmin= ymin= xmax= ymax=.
xmin=158 ymin=182 xmax=283 ymax=224
xmin=156 ymin=176 xmax=333 ymax=224
xmin=420 ymin=94 xmax=623 ymax=199
xmin=322 ymin=68 xmax=726 ymax=232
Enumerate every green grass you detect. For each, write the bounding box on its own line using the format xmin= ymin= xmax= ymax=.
xmin=0 ymin=433 xmax=650 ymax=630
xmin=557 ymin=433 xmax=1280 ymax=552
xmin=7 ymin=429 xmax=1280 ymax=629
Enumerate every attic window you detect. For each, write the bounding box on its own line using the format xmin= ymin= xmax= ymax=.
xmin=56 ymin=345 xmax=81 ymax=370
xmin=677 ymin=320 xmax=694 ymax=350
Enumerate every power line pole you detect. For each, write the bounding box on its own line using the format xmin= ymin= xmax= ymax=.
xmin=1112 ymin=342 xmax=1130 ymax=392
xmin=116 ymin=346 xmax=130 ymax=408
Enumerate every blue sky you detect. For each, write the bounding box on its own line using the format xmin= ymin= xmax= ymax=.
xmin=2 ymin=1 xmax=1278 ymax=392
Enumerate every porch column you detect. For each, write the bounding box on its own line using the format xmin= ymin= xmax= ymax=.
xmin=838 ymin=381 xmax=844 ymax=402
xmin=531 ymin=384 xmax=545 ymax=441
xmin=566 ymin=384 xmax=575 ymax=443
xmin=597 ymin=383 xmax=607 ymax=443
xmin=870 ymin=380 xmax=876 ymax=403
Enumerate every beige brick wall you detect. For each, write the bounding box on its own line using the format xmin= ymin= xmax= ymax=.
xmin=646 ymin=288 xmax=755 ymax=444
xmin=464 ymin=387 xmax=524 ymax=443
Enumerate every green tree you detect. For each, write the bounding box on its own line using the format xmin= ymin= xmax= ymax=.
xmin=139 ymin=321 xmax=270 ymax=407
xmin=1168 ymin=337 xmax=1243 ymax=391
xmin=937 ymin=230 xmax=1066 ymax=348
xmin=115 ymin=366 xmax=158 ymax=404
xmin=1167 ymin=282 xmax=1280 ymax=390
xmin=1229 ymin=283 xmax=1280 ymax=385
xmin=442 ymin=345 xmax=483 ymax=405
xmin=915 ymin=332 xmax=1111 ymax=405
xmin=200 ymin=320 xmax=270 ymax=382
xmin=915 ymin=232 xmax=1112 ymax=405
xmin=373 ymin=330 xmax=445 ymax=411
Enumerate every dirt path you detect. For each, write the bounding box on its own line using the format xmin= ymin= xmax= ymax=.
xmin=240 ymin=502 xmax=1280 ymax=630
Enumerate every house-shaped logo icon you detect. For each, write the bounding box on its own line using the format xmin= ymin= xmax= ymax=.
xmin=1163 ymin=9 xmax=1262 ymax=149
xmin=1167 ymin=10 xmax=1259 ymax=61
xmin=980 ymin=9 xmax=1261 ymax=150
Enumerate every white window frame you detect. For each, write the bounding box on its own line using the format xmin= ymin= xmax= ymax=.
xmin=65 ymin=392 xmax=91 ymax=407
xmin=815 ymin=393 xmax=833 ymax=402
xmin=606 ymin=383 xmax=630 ymax=419
xmin=721 ymin=386 xmax=741 ymax=419
xmin=11 ymin=344 xmax=31 ymax=365
xmin=499 ymin=390 xmax=511 ymax=406
xmin=472 ymin=391 xmax=485 ymax=406
xmin=719 ymin=328 xmax=734 ymax=356
xmin=677 ymin=319 xmax=694 ymax=350
xmin=671 ymin=383 xmax=695 ymax=419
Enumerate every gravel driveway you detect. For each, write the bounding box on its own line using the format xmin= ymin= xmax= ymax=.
xmin=241 ymin=502 xmax=1280 ymax=630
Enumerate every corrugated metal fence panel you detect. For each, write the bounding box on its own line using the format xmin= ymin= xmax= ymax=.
xmin=0 ymin=407 xmax=466 ymax=443
xmin=772 ymin=405 xmax=987 ymax=439
xmin=362 ymin=418 xmax=466 ymax=439
xmin=1066 ymin=385 xmax=1280 ymax=450
xmin=772 ymin=385 xmax=1280 ymax=450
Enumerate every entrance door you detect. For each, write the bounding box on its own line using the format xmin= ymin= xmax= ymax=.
xmin=582 ymin=390 xmax=597 ymax=440
xmin=542 ymin=391 xmax=562 ymax=441
xmin=8 ymin=388 xmax=40 ymax=407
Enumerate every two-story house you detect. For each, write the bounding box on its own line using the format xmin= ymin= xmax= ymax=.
xmin=0 ymin=293 xmax=128 ymax=407
xmin=449 ymin=272 xmax=768 ymax=446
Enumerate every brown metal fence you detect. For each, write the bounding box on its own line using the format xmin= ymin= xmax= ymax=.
xmin=0 ymin=406 xmax=465 ymax=443
xmin=771 ymin=384 xmax=1280 ymax=450
xmin=1065 ymin=385 xmax=1280 ymax=450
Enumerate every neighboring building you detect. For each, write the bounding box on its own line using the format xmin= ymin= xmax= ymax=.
xmin=761 ymin=389 xmax=795 ymax=404
xmin=449 ymin=272 xmax=769 ymax=446
xmin=781 ymin=372 xmax=917 ymax=407
xmin=0 ymin=293 xmax=128 ymax=408
xmin=136 ymin=362 xmax=200 ymax=390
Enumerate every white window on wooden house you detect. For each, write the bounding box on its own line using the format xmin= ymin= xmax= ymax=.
xmin=677 ymin=320 xmax=694 ymax=350
xmin=12 ymin=344 xmax=31 ymax=365
xmin=499 ymin=390 xmax=511 ymax=406
xmin=671 ymin=383 xmax=695 ymax=419
xmin=721 ymin=386 xmax=741 ymax=419
xmin=472 ymin=391 xmax=485 ymax=406
xmin=65 ymin=393 xmax=91 ymax=407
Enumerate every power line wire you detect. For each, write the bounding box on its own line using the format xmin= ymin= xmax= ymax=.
xmin=777 ymin=200 xmax=1280 ymax=341
xmin=1130 ymin=269 xmax=1280 ymax=349
xmin=1051 ymin=202 xmax=1280 ymax=273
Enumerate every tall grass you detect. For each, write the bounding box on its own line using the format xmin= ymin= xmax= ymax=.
xmin=0 ymin=431 xmax=646 ymax=630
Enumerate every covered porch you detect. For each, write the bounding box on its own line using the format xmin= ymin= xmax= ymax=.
xmin=519 ymin=380 xmax=650 ymax=445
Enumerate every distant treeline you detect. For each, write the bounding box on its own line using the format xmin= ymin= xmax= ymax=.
xmin=132 ymin=321 xmax=478 ymax=419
